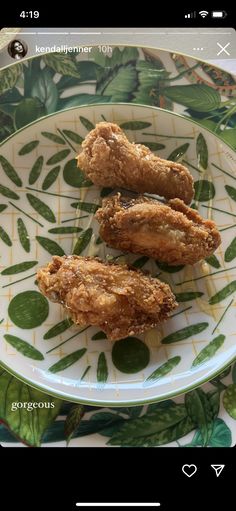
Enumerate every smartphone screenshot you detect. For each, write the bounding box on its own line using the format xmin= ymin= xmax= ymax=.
xmin=0 ymin=6 xmax=235 ymax=509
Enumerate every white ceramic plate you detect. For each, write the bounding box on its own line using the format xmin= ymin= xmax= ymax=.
xmin=0 ymin=103 xmax=236 ymax=405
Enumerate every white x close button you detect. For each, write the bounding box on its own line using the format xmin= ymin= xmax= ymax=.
xmin=217 ymin=42 xmax=231 ymax=56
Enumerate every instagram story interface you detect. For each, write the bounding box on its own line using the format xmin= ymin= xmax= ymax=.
xmin=0 ymin=12 xmax=236 ymax=457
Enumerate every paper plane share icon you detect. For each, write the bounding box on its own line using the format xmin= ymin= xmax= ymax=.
xmin=211 ymin=465 xmax=225 ymax=477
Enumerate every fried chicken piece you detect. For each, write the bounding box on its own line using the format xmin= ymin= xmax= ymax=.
xmin=95 ymin=193 xmax=221 ymax=266
xmin=37 ymin=255 xmax=177 ymax=341
xmin=77 ymin=122 xmax=194 ymax=204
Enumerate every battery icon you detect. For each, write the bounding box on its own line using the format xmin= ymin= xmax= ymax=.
xmin=212 ymin=11 xmax=227 ymax=18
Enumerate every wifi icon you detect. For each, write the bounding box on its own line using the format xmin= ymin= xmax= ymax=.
xmin=199 ymin=10 xmax=209 ymax=17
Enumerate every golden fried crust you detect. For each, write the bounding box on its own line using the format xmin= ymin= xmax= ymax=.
xmin=37 ymin=255 xmax=177 ymax=341
xmin=77 ymin=122 xmax=194 ymax=204
xmin=95 ymin=194 xmax=221 ymax=266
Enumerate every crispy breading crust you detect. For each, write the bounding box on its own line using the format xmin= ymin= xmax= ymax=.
xmin=77 ymin=122 xmax=194 ymax=204
xmin=95 ymin=194 xmax=221 ymax=265
xmin=37 ymin=255 xmax=178 ymax=341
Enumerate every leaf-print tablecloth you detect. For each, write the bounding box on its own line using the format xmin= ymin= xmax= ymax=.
xmin=0 ymin=47 xmax=236 ymax=447
xmin=1 ymin=46 xmax=236 ymax=147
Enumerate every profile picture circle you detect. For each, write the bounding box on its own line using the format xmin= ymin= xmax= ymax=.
xmin=8 ymin=39 xmax=28 ymax=60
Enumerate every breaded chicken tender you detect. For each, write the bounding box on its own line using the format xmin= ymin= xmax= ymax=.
xmin=95 ymin=193 xmax=221 ymax=266
xmin=77 ymin=122 xmax=194 ymax=204
xmin=37 ymin=255 xmax=177 ymax=341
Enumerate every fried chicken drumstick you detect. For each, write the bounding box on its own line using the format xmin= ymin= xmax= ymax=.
xmin=77 ymin=122 xmax=194 ymax=204
xmin=95 ymin=194 xmax=221 ymax=266
xmin=37 ymin=255 xmax=177 ymax=341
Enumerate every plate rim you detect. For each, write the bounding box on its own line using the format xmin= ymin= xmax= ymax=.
xmin=0 ymin=102 xmax=236 ymax=406
xmin=0 ymin=357 xmax=234 ymax=406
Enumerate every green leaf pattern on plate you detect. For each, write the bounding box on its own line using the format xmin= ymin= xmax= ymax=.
xmin=62 ymin=129 xmax=84 ymax=144
xmin=209 ymin=282 xmax=236 ymax=305
xmin=162 ymin=322 xmax=209 ymax=344
xmin=41 ymin=131 xmax=65 ymax=144
xmin=43 ymin=318 xmax=73 ymax=339
xmin=196 ymin=133 xmax=208 ymax=169
xmin=192 ymin=335 xmax=225 ymax=367
xmin=112 ymin=338 xmax=150 ymax=373
xmin=79 ymin=116 xmax=95 ymax=131
xmin=224 ymin=237 xmax=236 ymax=262
xmin=42 ymin=165 xmax=60 ymax=190
xmin=36 ymin=236 xmax=65 ymax=256
xmin=205 ymin=254 xmax=221 ymax=268
xmin=1 ymin=260 xmax=38 ymax=275
xmin=46 ymin=149 xmax=70 ymax=165
xmin=167 ymin=143 xmax=189 ymax=161
xmin=225 ymin=185 xmax=236 ymax=202
xmin=97 ymin=353 xmax=108 ymax=388
xmin=8 ymin=291 xmax=49 ymax=329
xmin=71 ymin=201 xmax=99 ymax=213
xmin=28 ymin=156 xmax=44 ymax=185
xmin=0 ymin=155 xmax=22 ymax=186
xmin=4 ymin=334 xmax=44 ymax=360
xmin=26 ymin=193 xmax=56 ymax=223
xmin=140 ymin=141 xmax=165 ymax=151
xmin=120 ymin=121 xmax=151 ymax=130
xmin=0 ymin=183 xmax=19 ymax=200
xmin=73 ymin=228 xmax=93 ymax=255
xmin=49 ymin=348 xmax=87 ymax=373
xmin=0 ymin=225 xmax=12 ymax=246
xmin=144 ymin=357 xmax=181 ymax=387
xmin=17 ymin=218 xmax=30 ymax=252
xmin=92 ymin=331 xmax=107 ymax=340
xmin=175 ymin=291 xmax=204 ymax=302
xmin=0 ymin=58 xmax=236 ymax=446
xmin=194 ymin=180 xmax=215 ymax=201
xmin=63 ymin=159 xmax=92 ymax=188
xmin=18 ymin=140 xmax=39 ymax=155
xmin=48 ymin=226 xmax=82 ymax=234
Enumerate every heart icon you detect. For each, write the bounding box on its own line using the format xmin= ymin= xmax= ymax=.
xmin=182 ymin=464 xmax=198 ymax=477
